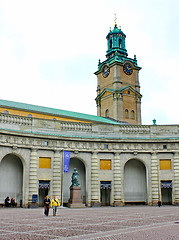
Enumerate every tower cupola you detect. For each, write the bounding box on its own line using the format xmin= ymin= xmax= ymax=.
xmin=106 ymin=24 xmax=127 ymax=58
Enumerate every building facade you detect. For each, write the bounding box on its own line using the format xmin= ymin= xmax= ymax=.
xmin=0 ymin=24 xmax=178 ymax=207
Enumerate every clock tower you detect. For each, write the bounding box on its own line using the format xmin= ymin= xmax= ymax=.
xmin=94 ymin=23 xmax=142 ymax=125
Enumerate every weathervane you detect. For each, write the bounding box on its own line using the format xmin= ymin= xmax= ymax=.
xmin=114 ymin=13 xmax=117 ymax=26
xmin=114 ymin=13 xmax=121 ymax=29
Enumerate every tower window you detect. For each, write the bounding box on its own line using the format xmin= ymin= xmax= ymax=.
xmin=4 ymin=110 xmax=9 ymax=114
xmin=105 ymin=109 xmax=109 ymax=117
xmin=28 ymin=114 xmax=32 ymax=118
xmin=131 ymin=110 xmax=135 ymax=119
xmin=110 ymin=39 xmax=112 ymax=49
xmin=128 ymin=90 xmax=130 ymax=94
xmin=119 ymin=38 xmax=122 ymax=48
xmin=125 ymin=109 xmax=129 ymax=118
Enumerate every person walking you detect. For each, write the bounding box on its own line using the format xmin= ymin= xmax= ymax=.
xmin=51 ymin=196 xmax=60 ymax=216
xmin=44 ymin=196 xmax=50 ymax=216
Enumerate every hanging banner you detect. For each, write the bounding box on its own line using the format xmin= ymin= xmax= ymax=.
xmin=63 ymin=151 xmax=71 ymax=172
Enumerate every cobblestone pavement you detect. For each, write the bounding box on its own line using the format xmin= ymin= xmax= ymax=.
xmin=0 ymin=206 xmax=179 ymax=240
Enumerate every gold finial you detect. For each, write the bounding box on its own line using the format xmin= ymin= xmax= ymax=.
xmin=114 ymin=13 xmax=117 ymax=27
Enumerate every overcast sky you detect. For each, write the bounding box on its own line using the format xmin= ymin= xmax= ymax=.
xmin=0 ymin=0 xmax=178 ymax=125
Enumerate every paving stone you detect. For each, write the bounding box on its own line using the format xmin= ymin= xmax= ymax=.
xmin=0 ymin=206 xmax=179 ymax=239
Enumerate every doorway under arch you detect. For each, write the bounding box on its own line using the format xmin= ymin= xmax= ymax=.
xmin=63 ymin=158 xmax=86 ymax=205
xmin=124 ymin=159 xmax=147 ymax=204
xmin=0 ymin=154 xmax=23 ymax=205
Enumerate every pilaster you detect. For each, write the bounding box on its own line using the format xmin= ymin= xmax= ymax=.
xmin=135 ymin=70 xmax=140 ymax=92
xmin=91 ymin=151 xmax=100 ymax=206
xmin=96 ymin=100 xmax=101 ymax=117
xmin=113 ymin=152 xmax=123 ymax=206
xmin=28 ymin=148 xmax=38 ymax=202
xmin=118 ymin=94 xmax=123 ymax=121
xmin=53 ymin=150 xmax=61 ymax=201
xmin=113 ymin=93 xmax=118 ymax=120
xmin=151 ymin=152 xmax=159 ymax=205
xmin=173 ymin=152 xmax=179 ymax=205
xmin=136 ymin=97 xmax=142 ymax=125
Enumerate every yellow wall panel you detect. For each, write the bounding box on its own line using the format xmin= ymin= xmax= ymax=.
xmin=100 ymin=160 xmax=111 ymax=170
xmin=160 ymin=160 xmax=171 ymax=170
xmin=39 ymin=157 xmax=51 ymax=169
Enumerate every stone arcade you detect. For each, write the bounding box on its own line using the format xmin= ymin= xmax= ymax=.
xmin=0 ymin=23 xmax=178 ymax=207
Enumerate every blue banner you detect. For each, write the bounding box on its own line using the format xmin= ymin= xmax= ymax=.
xmin=63 ymin=151 xmax=71 ymax=172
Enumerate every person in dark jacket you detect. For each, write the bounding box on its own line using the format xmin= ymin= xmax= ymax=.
xmin=5 ymin=196 xmax=11 ymax=207
xmin=44 ymin=196 xmax=50 ymax=216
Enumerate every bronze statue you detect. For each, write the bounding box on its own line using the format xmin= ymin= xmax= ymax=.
xmin=71 ymin=168 xmax=80 ymax=187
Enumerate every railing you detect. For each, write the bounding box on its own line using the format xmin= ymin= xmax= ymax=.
xmin=119 ymin=125 xmax=150 ymax=133
xmin=60 ymin=121 xmax=92 ymax=132
xmin=0 ymin=113 xmax=32 ymax=126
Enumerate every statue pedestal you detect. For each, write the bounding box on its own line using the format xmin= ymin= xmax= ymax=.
xmin=68 ymin=186 xmax=85 ymax=208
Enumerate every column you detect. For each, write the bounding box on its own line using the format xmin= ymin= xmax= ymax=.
xmin=151 ymin=152 xmax=159 ymax=205
xmin=53 ymin=150 xmax=62 ymax=202
xmin=113 ymin=152 xmax=123 ymax=206
xmin=91 ymin=151 xmax=100 ymax=206
xmin=173 ymin=152 xmax=179 ymax=205
xmin=28 ymin=148 xmax=38 ymax=202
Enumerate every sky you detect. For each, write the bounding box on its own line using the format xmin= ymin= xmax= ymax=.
xmin=0 ymin=0 xmax=178 ymax=125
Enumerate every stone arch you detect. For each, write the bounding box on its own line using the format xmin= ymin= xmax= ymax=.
xmin=63 ymin=157 xmax=86 ymax=205
xmin=123 ymin=158 xmax=147 ymax=203
xmin=0 ymin=153 xmax=23 ymax=205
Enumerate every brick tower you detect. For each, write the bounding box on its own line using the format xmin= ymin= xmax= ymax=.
xmin=94 ymin=22 xmax=142 ymax=125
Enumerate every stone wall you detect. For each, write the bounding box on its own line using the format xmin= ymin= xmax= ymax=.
xmin=0 ymin=114 xmax=179 ymax=206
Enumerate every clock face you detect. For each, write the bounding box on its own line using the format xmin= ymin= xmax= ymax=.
xmin=123 ymin=63 xmax=133 ymax=75
xmin=102 ymin=65 xmax=110 ymax=78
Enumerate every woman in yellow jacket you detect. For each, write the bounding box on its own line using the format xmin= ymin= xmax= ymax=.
xmin=51 ymin=196 xmax=60 ymax=216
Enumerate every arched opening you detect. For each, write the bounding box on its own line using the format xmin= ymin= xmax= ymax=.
xmin=105 ymin=109 xmax=109 ymax=117
xmin=63 ymin=157 xmax=86 ymax=206
xmin=131 ymin=110 xmax=135 ymax=119
xmin=0 ymin=154 xmax=23 ymax=206
xmin=125 ymin=109 xmax=129 ymax=118
xmin=124 ymin=159 xmax=147 ymax=204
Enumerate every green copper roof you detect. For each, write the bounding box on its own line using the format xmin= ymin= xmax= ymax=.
xmin=0 ymin=99 xmax=121 ymax=125
xmin=106 ymin=25 xmax=126 ymax=38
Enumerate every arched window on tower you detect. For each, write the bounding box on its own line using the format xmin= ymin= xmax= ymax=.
xmin=110 ymin=39 xmax=112 ymax=49
xmin=125 ymin=109 xmax=129 ymax=118
xmin=105 ymin=109 xmax=109 ymax=118
xmin=131 ymin=110 xmax=135 ymax=119
xmin=119 ymin=38 xmax=122 ymax=48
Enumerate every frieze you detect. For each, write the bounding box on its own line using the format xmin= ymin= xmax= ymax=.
xmin=0 ymin=132 xmax=179 ymax=154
